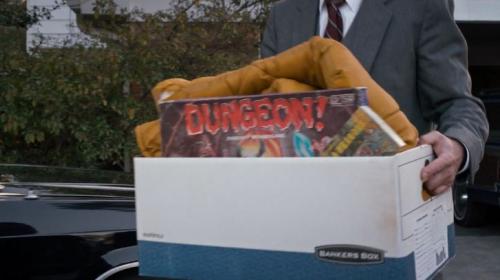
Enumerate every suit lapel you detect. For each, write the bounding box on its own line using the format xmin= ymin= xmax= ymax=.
xmin=293 ymin=0 xmax=319 ymax=46
xmin=343 ymin=0 xmax=393 ymax=72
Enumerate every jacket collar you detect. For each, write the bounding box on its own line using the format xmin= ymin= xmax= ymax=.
xmin=343 ymin=0 xmax=393 ymax=72
xmin=293 ymin=0 xmax=393 ymax=73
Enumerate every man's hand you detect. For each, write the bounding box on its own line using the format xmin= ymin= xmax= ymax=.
xmin=419 ymin=131 xmax=465 ymax=195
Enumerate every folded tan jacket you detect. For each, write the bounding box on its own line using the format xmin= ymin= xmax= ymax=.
xmin=136 ymin=36 xmax=418 ymax=157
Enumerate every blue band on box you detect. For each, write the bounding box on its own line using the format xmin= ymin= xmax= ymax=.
xmin=138 ymin=224 xmax=455 ymax=280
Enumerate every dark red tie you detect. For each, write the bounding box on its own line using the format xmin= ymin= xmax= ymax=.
xmin=324 ymin=0 xmax=346 ymax=41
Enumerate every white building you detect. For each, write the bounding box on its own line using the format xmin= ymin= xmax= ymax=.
xmin=454 ymin=0 xmax=500 ymax=22
xmin=26 ymin=0 xmax=99 ymax=51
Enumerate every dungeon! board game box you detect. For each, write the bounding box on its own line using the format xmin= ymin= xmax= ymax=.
xmin=159 ymin=88 xmax=404 ymax=157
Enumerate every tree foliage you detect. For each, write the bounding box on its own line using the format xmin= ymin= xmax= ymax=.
xmin=0 ymin=0 xmax=59 ymax=27
xmin=0 ymin=0 xmax=276 ymax=170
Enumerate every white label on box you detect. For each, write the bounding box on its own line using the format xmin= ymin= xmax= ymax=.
xmin=413 ymin=203 xmax=449 ymax=280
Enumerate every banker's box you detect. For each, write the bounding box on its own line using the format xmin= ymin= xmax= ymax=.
xmin=134 ymin=145 xmax=454 ymax=280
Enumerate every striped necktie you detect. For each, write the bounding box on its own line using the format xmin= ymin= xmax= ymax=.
xmin=324 ymin=0 xmax=346 ymax=41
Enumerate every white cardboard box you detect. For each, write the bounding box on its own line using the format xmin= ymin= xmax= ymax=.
xmin=134 ymin=145 xmax=455 ymax=280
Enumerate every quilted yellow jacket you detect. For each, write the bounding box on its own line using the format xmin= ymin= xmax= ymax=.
xmin=135 ymin=37 xmax=418 ymax=157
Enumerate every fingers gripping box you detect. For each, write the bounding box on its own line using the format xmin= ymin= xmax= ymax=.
xmin=134 ymin=145 xmax=455 ymax=280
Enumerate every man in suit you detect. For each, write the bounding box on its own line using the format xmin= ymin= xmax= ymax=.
xmin=261 ymin=0 xmax=488 ymax=195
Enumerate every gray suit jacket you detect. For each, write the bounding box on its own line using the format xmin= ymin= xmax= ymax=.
xmin=261 ymin=0 xmax=488 ymax=178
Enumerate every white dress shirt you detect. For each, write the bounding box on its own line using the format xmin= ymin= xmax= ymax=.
xmin=318 ymin=0 xmax=470 ymax=173
xmin=318 ymin=0 xmax=364 ymax=37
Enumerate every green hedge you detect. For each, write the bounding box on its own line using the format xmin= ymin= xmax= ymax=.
xmin=0 ymin=0 xmax=273 ymax=170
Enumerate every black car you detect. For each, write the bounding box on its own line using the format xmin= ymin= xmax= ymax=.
xmin=452 ymin=22 xmax=500 ymax=227
xmin=0 ymin=164 xmax=158 ymax=280
xmin=453 ymin=89 xmax=500 ymax=227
